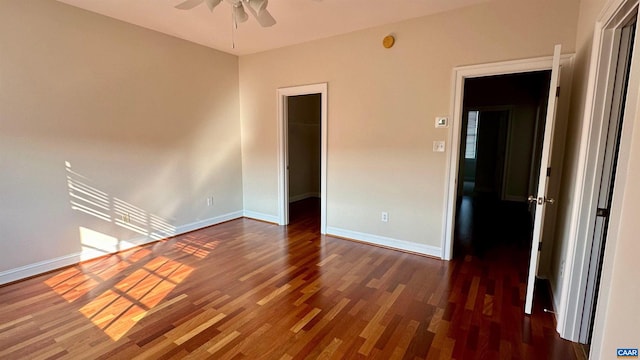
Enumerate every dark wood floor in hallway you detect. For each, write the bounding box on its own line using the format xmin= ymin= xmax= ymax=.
xmin=0 ymin=199 xmax=581 ymax=359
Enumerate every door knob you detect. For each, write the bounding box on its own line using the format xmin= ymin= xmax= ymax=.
xmin=528 ymin=195 xmax=544 ymax=205
xmin=528 ymin=195 xmax=554 ymax=205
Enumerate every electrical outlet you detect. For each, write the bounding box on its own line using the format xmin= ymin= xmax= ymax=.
xmin=433 ymin=141 xmax=445 ymax=152
xmin=381 ymin=212 xmax=389 ymax=223
xmin=206 ymin=196 xmax=214 ymax=206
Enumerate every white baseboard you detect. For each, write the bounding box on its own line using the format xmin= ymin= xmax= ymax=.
xmin=0 ymin=253 xmax=84 ymax=286
xmin=326 ymin=227 xmax=442 ymax=258
xmin=0 ymin=210 xmax=244 ymax=285
xmin=1 ymin=213 xmax=443 ymax=285
xmin=549 ymin=276 xmax=562 ymax=316
xmin=289 ymin=192 xmax=320 ymax=203
xmin=176 ymin=211 xmax=243 ymax=234
xmin=243 ymin=210 xmax=280 ymax=224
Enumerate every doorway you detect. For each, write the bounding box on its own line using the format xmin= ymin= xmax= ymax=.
xmin=443 ymin=54 xmax=574 ymax=262
xmin=443 ymin=50 xmax=574 ymax=316
xmin=287 ymin=94 xmax=322 ymax=225
xmin=277 ymin=83 xmax=328 ymax=233
xmin=453 ymin=72 xmax=551 ymax=258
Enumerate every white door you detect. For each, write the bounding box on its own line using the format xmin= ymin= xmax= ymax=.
xmin=524 ymin=44 xmax=562 ymax=314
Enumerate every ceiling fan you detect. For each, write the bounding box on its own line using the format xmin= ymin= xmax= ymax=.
xmin=175 ymin=0 xmax=276 ymax=27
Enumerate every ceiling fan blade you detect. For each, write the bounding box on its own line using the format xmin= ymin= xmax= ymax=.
xmin=255 ymin=9 xmax=276 ymax=27
xmin=248 ymin=0 xmax=267 ymax=13
xmin=204 ymin=0 xmax=222 ymax=11
xmin=244 ymin=1 xmax=276 ymax=27
xmin=175 ymin=0 xmax=205 ymax=10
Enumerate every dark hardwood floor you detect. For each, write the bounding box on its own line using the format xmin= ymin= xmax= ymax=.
xmin=0 ymin=198 xmax=581 ymax=359
xmin=454 ymin=194 xmax=532 ymax=258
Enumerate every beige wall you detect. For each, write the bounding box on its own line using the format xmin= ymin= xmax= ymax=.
xmin=240 ymin=0 xmax=579 ymax=251
xmin=0 ymin=0 xmax=242 ymax=279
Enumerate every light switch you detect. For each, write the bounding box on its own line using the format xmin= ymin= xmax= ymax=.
xmin=435 ymin=117 xmax=448 ymax=128
xmin=433 ymin=141 xmax=445 ymax=152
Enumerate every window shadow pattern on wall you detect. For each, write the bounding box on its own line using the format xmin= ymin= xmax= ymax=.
xmin=65 ymin=161 xmax=176 ymax=258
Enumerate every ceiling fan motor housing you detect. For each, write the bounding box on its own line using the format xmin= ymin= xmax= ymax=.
xmin=176 ymin=0 xmax=276 ymax=27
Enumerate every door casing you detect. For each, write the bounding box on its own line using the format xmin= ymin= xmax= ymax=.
xmin=557 ymin=0 xmax=640 ymax=349
xmin=443 ymin=55 xmax=575 ymax=261
xmin=277 ymin=83 xmax=328 ymax=233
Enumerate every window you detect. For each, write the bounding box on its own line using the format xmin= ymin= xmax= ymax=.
xmin=465 ymin=111 xmax=479 ymax=159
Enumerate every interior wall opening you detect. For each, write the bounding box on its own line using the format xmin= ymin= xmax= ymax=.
xmin=286 ymin=94 xmax=322 ymax=226
xmin=453 ymin=71 xmax=551 ymax=265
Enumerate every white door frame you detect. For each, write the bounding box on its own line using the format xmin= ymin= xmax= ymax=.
xmin=442 ymin=55 xmax=574 ymax=261
xmin=277 ymin=83 xmax=328 ymax=233
xmin=557 ymin=0 xmax=639 ymax=347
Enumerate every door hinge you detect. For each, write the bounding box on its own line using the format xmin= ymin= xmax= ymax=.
xmin=596 ymin=208 xmax=610 ymax=217
xmin=556 ymin=86 xmax=560 ymax=97
xmin=538 ymin=242 xmax=543 ymax=251
xmin=547 ymin=167 xmax=551 ymax=177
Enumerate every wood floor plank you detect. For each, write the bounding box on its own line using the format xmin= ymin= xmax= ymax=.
xmin=215 ymin=322 xmax=272 ymax=360
xmin=290 ymin=307 xmax=322 ymax=333
xmin=174 ymin=312 xmax=226 ymax=345
xmin=206 ymin=330 xmax=241 ymax=355
xmin=0 ymin=199 xmax=581 ymax=359
xmin=316 ymin=337 xmax=343 ymax=360
xmin=0 ymin=315 xmax=32 ymax=331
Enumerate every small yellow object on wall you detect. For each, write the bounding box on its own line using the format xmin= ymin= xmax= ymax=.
xmin=382 ymin=35 xmax=395 ymax=49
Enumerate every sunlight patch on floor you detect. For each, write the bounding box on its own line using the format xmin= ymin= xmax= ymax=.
xmin=45 ymin=247 xmax=195 ymax=341
xmin=174 ymin=235 xmax=220 ymax=259
xmin=79 ymin=257 xmax=193 ymax=341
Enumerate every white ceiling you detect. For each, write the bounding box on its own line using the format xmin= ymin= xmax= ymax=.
xmin=57 ymin=0 xmax=490 ymax=56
